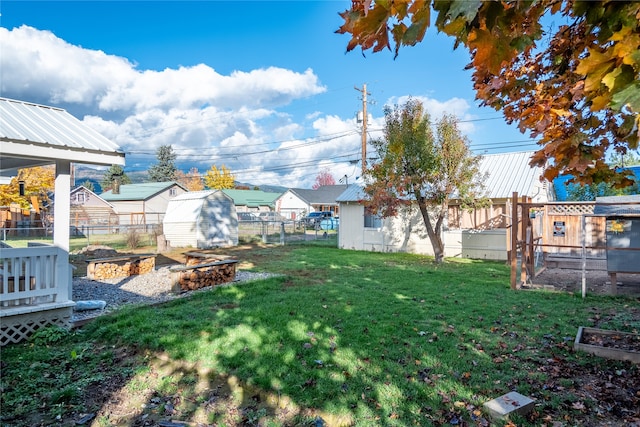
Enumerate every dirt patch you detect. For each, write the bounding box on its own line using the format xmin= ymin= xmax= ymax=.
xmin=528 ymin=268 xmax=640 ymax=297
xmin=582 ymin=330 xmax=640 ymax=353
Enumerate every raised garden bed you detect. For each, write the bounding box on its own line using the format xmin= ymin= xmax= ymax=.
xmin=574 ymin=326 xmax=640 ymax=363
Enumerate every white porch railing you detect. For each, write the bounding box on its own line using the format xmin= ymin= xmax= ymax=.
xmin=0 ymin=246 xmax=75 ymax=345
xmin=0 ymin=246 xmax=71 ymax=306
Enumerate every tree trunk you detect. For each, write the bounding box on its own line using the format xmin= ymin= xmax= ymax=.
xmin=416 ymin=200 xmax=445 ymax=263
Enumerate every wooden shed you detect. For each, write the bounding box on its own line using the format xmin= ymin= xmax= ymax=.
xmin=163 ymin=190 xmax=238 ymax=249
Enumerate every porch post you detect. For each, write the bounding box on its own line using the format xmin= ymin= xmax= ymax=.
xmin=53 ymin=160 xmax=71 ymax=251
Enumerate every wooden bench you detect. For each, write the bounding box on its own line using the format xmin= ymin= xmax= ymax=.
xmin=170 ymin=258 xmax=238 ymax=293
xmin=86 ymin=254 xmax=156 ymax=280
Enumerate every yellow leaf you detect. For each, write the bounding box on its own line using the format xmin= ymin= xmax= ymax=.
xmin=590 ymin=94 xmax=611 ymax=111
xmin=550 ymin=108 xmax=571 ymax=117
xmin=578 ymin=51 xmax=615 ymax=93
xmin=610 ymin=26 xmax=632 ymax=42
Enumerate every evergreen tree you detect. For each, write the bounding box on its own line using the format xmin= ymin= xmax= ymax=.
xmin=148 ymin=145 xmax=177 ymax=182
xmin=80 ymin=180 xmax=95 ymax=192
xmin=101 ymin=165 xmax=131 ymax=192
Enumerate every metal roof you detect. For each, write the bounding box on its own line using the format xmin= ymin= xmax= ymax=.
xmin=100 ymin=181 xmax=184 ymax=201
xmin=336 ymin=151 xmax=545 ymax=202
xmin=0 ymin=97 xmax=125 ymax=176
xmin=336 ymin=184 xmax=367 ymax=203
xmin=477 ymin=151 xmax=543 ymax=199
xmin=222 ymin=189 xmax=281 ymax=207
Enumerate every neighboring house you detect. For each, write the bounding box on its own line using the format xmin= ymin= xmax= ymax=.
xmin=336 ymin=151 xmax=551 ymax=260
xmin=275 ymin=185 xmax=348 ymax=220
xmin=68 ymin=186 xmax=117 ymax=232
xmin=100 ymin=181 xmax=187 ymax=227
xmin=163 ymin=190 xmax=238 ymax=249
xmin=221 ymin=189 xmax=281 ymax=214
xmin=0 ymin=97 xmax=125 ymax=345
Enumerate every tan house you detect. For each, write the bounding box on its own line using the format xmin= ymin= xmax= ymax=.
xmin=100 ymin=181 xmax=187 ymax=227
xmin=69 ymin=185 xmax=117 ymax=233
xmin=336 ymin=151 xmax=552 ymax=260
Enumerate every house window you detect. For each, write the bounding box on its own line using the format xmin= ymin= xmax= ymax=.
xmin=76 ymin=193 xmax=85 ymax=203
xmin=364 ymin=208 xmax=382 ymax=228
xmin=169 ymin=188 xmax=177 ymax=196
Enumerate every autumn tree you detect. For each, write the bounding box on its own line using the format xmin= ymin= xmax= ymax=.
xmin=312 ymin=168 xmax=336 ymax=189
xmin=0 ymin=166 xmax=55 ymax=209
xmin=204 ymin=165 xmax=235 ymax=190
xmin=364 ymin=99 xmax=486 ymax=263
xmin=337 ymin=0 xmax=640 ymax=188
xmin=175 ymin=167 xmax=204 ymax=191
xmin=148 ymin=145 xmax=177 ymax=182
xmin=101 ymin=164 xmax=131 ymax=192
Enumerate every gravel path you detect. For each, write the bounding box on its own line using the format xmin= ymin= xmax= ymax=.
xmin=71 ymin=267 xmax=277 ymax=323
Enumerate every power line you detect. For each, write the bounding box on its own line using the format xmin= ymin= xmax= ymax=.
xmin=125 ymin=129 xmax=360 ymax=157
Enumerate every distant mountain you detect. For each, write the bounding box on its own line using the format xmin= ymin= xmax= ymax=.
xmin=73 ymin=165 xmax=287 ymax=194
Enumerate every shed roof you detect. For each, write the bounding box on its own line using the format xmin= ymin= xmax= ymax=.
xmin=222 ymin=189 xmax=281 ymax=207
xmin=101 ymin=181 xmax=184 ymax=201
xmin=336 ymin=185 xmax=367 ymax=203
xmin=594 ymin=195 xmax=640 ymax=216
xmin=0 ymin=97 xmax=125 ymax=177
xmin=287 ymin=185 xmax=349 ymax=205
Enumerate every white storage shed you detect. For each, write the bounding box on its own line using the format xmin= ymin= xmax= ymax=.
xmin=163 ymin=190 xmax=238 ymax=248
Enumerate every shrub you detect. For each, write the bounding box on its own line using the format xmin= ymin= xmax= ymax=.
xmin=126 ymin=227 xmax=140 ymax=249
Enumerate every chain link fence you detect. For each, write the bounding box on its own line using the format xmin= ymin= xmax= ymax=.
xmin=2 ymin=220 xmax=338 ymax=250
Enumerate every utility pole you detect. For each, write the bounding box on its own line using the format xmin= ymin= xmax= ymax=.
xmin=355 ymin=84 xmax=369 ymax=176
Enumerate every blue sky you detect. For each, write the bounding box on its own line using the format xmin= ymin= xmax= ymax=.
xmin=0 ymin=1 xmax=536 ymax=188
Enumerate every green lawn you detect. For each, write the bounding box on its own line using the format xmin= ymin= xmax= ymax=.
xmin=1 ymin=243 xmax=638 ymax=426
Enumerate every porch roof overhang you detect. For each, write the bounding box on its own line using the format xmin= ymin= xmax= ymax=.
xmin=0 ymin=97 xmax=125 ymax=177
xmin=1 ymin=139 xmax=125 ymax=177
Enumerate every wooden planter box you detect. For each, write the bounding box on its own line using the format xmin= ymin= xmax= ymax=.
xmin=574 ymin=326 xmax=640 ymax=363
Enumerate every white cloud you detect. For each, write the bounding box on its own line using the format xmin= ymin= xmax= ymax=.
xmin=0 ymin=25 xmax=479 ymax=188
xmin=387 ymin=95 xmax=477 ymax=135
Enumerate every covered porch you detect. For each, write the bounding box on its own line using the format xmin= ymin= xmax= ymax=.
xmin=0 ymin=97 xmax=125 ymax=345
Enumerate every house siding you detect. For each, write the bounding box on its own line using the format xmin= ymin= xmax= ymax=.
xmin=338 ymin=203 xmax=507 ymax=260
xmin=276 ymin=190 xmax=310 ymax=220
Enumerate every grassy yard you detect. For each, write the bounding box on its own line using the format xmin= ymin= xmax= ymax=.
xmin=1 ymin=242 xmax=638 ymax=426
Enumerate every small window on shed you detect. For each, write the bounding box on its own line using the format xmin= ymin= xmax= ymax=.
xmin=364 ymin=208 xmax=382 ymax=228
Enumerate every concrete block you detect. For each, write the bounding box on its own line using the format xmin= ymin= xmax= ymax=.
xmin=483 ymin=391 xmax=535 ymax=420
